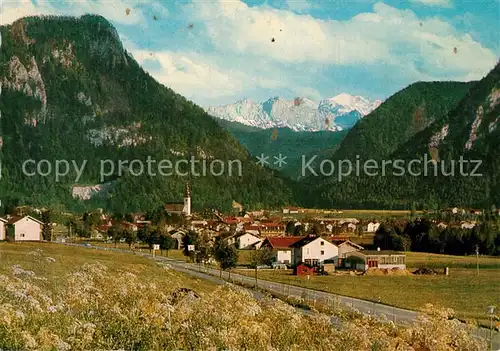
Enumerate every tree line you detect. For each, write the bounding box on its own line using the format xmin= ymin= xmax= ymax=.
xmin=375 ymin=218 xmax=500 ymax=256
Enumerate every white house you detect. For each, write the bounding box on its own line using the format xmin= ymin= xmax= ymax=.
xmin=5 ymin=215 xmax=43 ymax=241
xmin=0 ymin=218 xmax=7 ymax=240
xmin=234 ymin=233 xmax=261 ymax=250
xmin=260 ymin=237 xmax=305 ymax=266
xmin=366 ymin=222 xmax=380 ymax=233
xmin=292 ymin=236 xmax=339 ymax=266
xmin=347 ymin=223 xmax=357 ymax=232
xmin=437 ymin=222 xmax=448 ymax=229
xmin=338 ymin=218 xmax=360 ymax=225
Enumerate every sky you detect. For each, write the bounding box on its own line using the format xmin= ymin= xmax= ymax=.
xmin=1 ymin=0 xmax=499 ymax=106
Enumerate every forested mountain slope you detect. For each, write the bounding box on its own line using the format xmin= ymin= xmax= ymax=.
xmin=303 ymin=64 xmax=499 ymax=209
xmin=331 ymin=81 xmax=474 ymax=161
xmin=0 ymin=15 xmax=294 ymax=213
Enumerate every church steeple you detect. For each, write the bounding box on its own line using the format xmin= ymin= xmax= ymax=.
xmin=183 ymin=183 xmax=192 ymax=216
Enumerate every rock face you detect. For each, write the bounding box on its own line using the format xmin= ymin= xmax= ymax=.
xmin=2 ymin=56 xmax=47 ymax=109
xmin=71 ymin=182 xmax=114 ymax=200
xmin=429 ymin=124 xmax=449 ymax=149
xmin=465 ymin=106 xmax=483 ymax=150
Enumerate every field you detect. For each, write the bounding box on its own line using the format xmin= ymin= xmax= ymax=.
xmin=0 ymin=242 xmax=490 ymax=350
xmin=406 ymin=251 xmax=500 ymax=269
xmin=235 ymin=252 xmax=500 ymax=326
xmin=275 ymin=209 xmax=423 ymax=220
xmin=87 ymin=242 xmax=498 ymax=326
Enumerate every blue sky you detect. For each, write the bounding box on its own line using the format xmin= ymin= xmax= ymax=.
xmin=2 ymin=0 xmax=499 ymax=106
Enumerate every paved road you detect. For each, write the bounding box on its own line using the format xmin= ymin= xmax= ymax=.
xmin=67 ymin=244 xmax=500 ymax=350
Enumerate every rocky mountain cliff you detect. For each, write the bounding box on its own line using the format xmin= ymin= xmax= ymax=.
xmin=0 ymin=15 xmax=294 ymax=212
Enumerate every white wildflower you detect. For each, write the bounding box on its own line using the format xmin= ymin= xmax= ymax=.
xmin=12 ymin=264 xmax=36 ymax=277
xmin=21 ymin=331 xmax=38 ymax=349
xmin=27 ymin=250 xmax=42 ymax=257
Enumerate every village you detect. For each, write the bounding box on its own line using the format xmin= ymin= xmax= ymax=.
xmin=1 ymin=183 xmax=495 ymax=277
xmin=1 ymin=184 xmax=500 ymax=344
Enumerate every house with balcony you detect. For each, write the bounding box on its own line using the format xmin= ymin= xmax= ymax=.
xmin=260 ymin=236 xmax=304 ymax=266
xmin=292 ymin=236 xmax=339 ymax=267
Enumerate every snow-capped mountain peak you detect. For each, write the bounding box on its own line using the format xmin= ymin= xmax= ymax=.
xmin=206 ymin=94 xmax=383 ymax=132
xmin=323 ymin=93 xmax=382 ymax=116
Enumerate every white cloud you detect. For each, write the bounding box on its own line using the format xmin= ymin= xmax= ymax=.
xmin=129 ymin=47 xmax=321 ymax=105
xmin=190 ymin=1 xmax=496 ymax=81
xmin=131 ymin=49 xmax=252 ymax=101
xmin=1 ymin=0 xmax=496 ymax=106
xmin=0 ymin=0 xmax=146 ymax=26
xmin=284 ymin=0 xmax=316 ymax=13
xmin=409 ymin=0 xmax=453 ymax=8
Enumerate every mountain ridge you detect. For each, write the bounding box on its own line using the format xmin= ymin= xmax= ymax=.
xmin=206 ymin=94 xmax=382 ymax=132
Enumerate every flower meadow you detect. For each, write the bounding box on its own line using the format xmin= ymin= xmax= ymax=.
xmin=0 ymin=244 xmax=487 ymax=350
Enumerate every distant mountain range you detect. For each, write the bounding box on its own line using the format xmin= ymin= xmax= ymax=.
xmin=206 ymin=94 xmax=382 ymax=132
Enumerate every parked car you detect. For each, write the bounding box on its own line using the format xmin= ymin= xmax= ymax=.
xmin=256 ymin=265 xmax=271 ymax=269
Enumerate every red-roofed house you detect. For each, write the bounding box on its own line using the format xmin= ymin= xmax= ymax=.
xmin=282 ymin=207 xmax=299 ymax=214
xmin=224 ymin=217 xmax=239 ymax=225
xmin=260 ymin=236 xmax=305 ymax=266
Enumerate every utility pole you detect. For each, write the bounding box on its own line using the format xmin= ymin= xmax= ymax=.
xmin=475 ymin=244 xmax=479 ymax=276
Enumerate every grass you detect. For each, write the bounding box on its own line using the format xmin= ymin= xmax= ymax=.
xmin=234 ymin=264 xmax=499 ymax=326
xmin=248 ymin=251 xmax=500 ymax=325
xmin=0 ymin=242 xmax=492 ymax=349
xmin=77 ymin=241 xmax=499 ymax=326
xmin=0 ymin=242 xmax=215 ymax=294
xmin=277 ymin=209 xmax=423 ymax=220
xmin=406 ymin=251 xmax=500 ymax=269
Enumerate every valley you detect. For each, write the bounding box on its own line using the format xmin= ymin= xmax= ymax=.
xmin=1 ymin=7 xmax=499 ymax=351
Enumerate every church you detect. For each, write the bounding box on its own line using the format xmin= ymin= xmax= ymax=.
xmin=164 ymin=183 xmax=191 ymax=217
